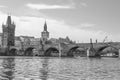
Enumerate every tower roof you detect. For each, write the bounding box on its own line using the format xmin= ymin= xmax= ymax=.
xmin=6 ymin=15 xmax=12 ymax=25
xmin=44 ymin=20 xmax=47 ymax=31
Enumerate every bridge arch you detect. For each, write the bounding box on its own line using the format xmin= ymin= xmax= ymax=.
xmin=24 ymin=47 xmax=35 ymax=56
xmin=9 ymin=48 xmax=18 ymax=56
xmin=97 ymin=46 xmax=108 ymax=53
xmin=67 ymin=46 xmax=86 ymax=57
xmin=44 ymin=47 xmax=59 ymax=57
xmin=99 ymin=46 xmax=118 ymax=56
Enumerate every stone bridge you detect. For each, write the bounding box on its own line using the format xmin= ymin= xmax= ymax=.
xmin=8 ymin=43 xmax=85 ymax=56
xmin=7 ymin=42 xmax=120 ymax=57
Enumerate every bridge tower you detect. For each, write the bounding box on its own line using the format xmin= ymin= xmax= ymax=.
xmin=41 ymin=21 xmax=49 ymax=43
xmin=2 ymin=15 xmax=16 ymax=49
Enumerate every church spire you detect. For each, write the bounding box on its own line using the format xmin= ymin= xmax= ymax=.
xmin=44 ymin=20 xmax=47 ymax=31
xmin=6 ymin=15 xmax=12 ymax=25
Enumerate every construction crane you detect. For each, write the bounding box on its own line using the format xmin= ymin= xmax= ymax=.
xmin=103 ymin=36 xmax=108 ymax=43
xmin=103 ymin=36 xmax=118 ymax=50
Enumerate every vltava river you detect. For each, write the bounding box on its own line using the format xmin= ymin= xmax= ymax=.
xmin=0 ymin=57 xmax=120 ymax=80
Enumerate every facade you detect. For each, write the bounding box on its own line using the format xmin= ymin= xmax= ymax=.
xmin=30 ymin=38 xmax=40 ymax=46
xmin=49 ymin=38 xmax=58 ymax=44
xmin=15 ymin=37 xmax=21 ymax=48
xmin=19 ymin=36 xmax=34 ymax=46
xmin=15 ymin=36 xmax=41 ymax=49
xmin=2 ymin=16 xmax=15 ymax=48
xmin=0 ymin=33 xmax=2 ymax=47
xmin=41 ymin=21 xmax=49 ymax=42
xmin=58 ymin=36 xmax=74 ymax=44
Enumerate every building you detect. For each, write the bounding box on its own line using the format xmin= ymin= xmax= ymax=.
xmin=15 ymin=36 xmax=21 ymax=48
xmin=15 ymin=36 xmax=40 ymax=49
xmin=41 ymin=21 xmax=49 ymax=43
xmin=2 ymin=15 xmax=15 ymax=48
xmin=58 ymin=36 xmax=74 ymax=44
xmin=49 ymin=38 xmax=58 ymax=43
xmin=0 ymin=33 xmax=2 ymax=47
xmin=29 ymin=38 xmax=39 ymax=45
xmin=18 ymin=36 xmax=34 ymax=46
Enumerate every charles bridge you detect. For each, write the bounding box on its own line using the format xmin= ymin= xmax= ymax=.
xmin=4 ymin=40 xmax=120 ymax=57
xmin=0 ymin=15 xmax=120 ymax=57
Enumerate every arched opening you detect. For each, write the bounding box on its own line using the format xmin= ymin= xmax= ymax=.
xmin=44 ymin=47 xmax=59 ymax=57
xmin=88 ymin=46 xmax=108 ymax=57
xmin=67 ymin=46 xmax=79 ymax=57
xmin=100 ymin=46 xmax=118 ymax=57
xmin=24 ymin=47 xmax=35 ymax=56
xmin=97 ymin=46 xmax=108 ymax=53
xmin=75 ymin=48 xmax=86 ymax=57
xmin=9 ymin=48 xmax=18 ymax=56
xmin=67 ymin=46 xmax=86 ymax=57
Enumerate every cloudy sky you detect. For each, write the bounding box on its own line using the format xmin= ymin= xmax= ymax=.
xmin=0 ymin=0 xmax=120 ymax=43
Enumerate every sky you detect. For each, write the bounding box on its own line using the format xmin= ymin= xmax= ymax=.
xmin=0 ymin=0 xmax=120 ymax=43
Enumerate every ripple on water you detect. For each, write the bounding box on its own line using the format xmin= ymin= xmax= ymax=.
xmin=0 ymin=57 xmax=120 ymax=80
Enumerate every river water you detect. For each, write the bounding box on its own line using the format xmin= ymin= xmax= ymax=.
xmin=0 ymin=57 xmax=120 ymax=80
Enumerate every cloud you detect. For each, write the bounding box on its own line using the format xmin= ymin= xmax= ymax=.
xmin=80 ymin=23 xmax=95 ymax=28
xmin=26 ymin=3 xmax=74 ymax=10
xmin=80 ymin=2 xmax=87 ymax=7
xmin=0 ymin=5 xmax=6 ymax=8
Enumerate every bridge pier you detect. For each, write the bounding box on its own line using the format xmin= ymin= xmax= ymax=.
xmin=119 ymin=49 xmax=120 ymax=58
xmin=87 ymin=48 xmax=90 ymax=57
xmin=58 ymin=43 xmax=62 ymax=57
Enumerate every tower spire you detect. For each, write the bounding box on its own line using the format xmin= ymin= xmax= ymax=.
xmin=41 ymin=20 xmax=49 ymax=42
xmin=44 ymin=20 xmax=47 ymax=31
xmin=6 ymin=15 xmax=12 ymax=25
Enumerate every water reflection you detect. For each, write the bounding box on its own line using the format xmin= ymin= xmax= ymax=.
xmin=0 ymin=57 xmax=120 ymax=80
xmin=40 ymin=57 xmax=49 ymax=80
xmin=1 ymin=57 xmax=15 ymax=80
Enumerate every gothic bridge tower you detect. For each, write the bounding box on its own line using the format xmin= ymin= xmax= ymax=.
xmin=2 ymin=15 xmax=16 ymax=48
xmin=41 ymin=21 xmax=49 ymax=43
